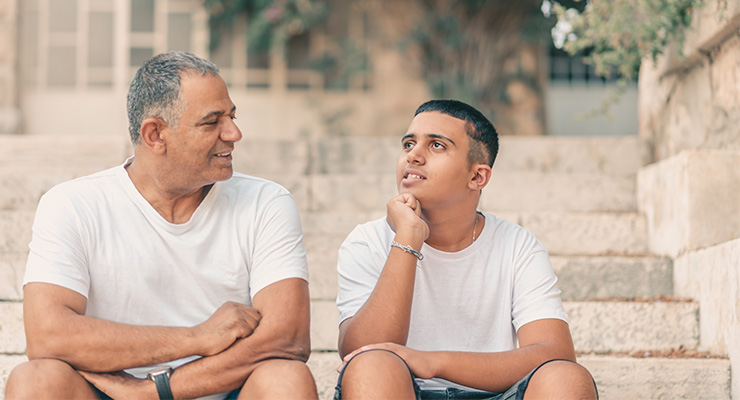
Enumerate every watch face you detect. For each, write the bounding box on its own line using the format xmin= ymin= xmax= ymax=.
xmin=147 ymin=366 xmax=173 ymax=380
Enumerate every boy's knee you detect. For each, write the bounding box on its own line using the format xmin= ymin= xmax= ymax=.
xmin=525 ymin=360 xmax=597 ymax=400
xmin=338 ymin=349 xmax=415 ymax=398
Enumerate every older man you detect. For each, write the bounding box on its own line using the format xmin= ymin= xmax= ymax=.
xmin=5 ymin=51 xmax=317 ymax=400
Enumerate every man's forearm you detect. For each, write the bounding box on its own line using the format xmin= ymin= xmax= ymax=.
xmin=167 ymin=322 xmax=310 ymax=399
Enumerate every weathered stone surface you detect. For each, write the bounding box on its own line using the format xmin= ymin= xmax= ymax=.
xmin=580 ymin=354 xmax=731 ymax=400
xmin=0 ymin=135 xmax=131 ymax=169
xmin=309 ymin=174 xmax=397 ymax=213
xmin=674 ymin=238 xmax=740 ymax=397
xmin=232 ymin=139 xmax=310 ymax=176
xmin=310 ymin=300 xmax=339 ymax=351
xmin=0 ymin=253 xmax=25 ymax=301
xmin=519 ymin=212 xmax=648 ymax=256
xmin=0 ymin=210 xmax=34 ymax=253
xmin=552 ymin=256 xmax=672 ymax=300
xmin=481 ymin=172 xmax=635 ymax=212
xmin=307 ymin=351 xmax=340 ymax=400
xmin=0 ymin=302 xmax=24 ymax=354
xmin=638 ymin=150 xmax=740 ymax=257
xmin=566 ymin=301 xmax=699 ymax=353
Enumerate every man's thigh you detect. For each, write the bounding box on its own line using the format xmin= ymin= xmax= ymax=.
xmin=5 ymin=359 xmax=99 ymax=400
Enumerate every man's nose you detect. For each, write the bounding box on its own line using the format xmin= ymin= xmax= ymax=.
xmin=222 ymin=118 xmax=242 ymax=143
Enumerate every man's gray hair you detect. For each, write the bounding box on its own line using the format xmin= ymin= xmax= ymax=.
xmin=127 ymin=51 xmax=219 ymax=145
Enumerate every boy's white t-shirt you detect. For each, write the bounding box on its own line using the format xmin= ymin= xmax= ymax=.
xmin=336 ymin=212 xmax=568 ymax=391
xmin=24 ymin=159 xmax=308 ymax=399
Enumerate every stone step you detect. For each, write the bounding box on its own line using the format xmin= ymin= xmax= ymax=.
xmin=308 ymin=299 xmax=699 ymax=354
xmin=0 ymin=302 xmax=24 ymax=355
xmin=309 ymin=135 xmax=648 ymax=175
xmin=306 ymin=352 xmax=731 ymax=400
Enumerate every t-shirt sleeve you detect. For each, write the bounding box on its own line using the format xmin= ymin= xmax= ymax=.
xmin=23 ymin=186 xmax=91 ymax=298
xmin=336 ymin=225 xmax=384 ymax=326
xmin=248 ymin=192 xmax=309 ymax=299
xmin=510 ymin=232 xmax=568 ymax=331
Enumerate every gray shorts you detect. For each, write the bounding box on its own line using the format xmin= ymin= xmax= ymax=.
xmin=333 ymin=349 xmax=590 ymax=400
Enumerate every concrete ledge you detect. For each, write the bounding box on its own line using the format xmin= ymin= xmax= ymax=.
xmin=552 ymin=256 xmax=672 ymax=300
xmin=566 ymin=301 xmax=698 ymax=353
xmin=0 ymin=302 xmax=24 ymax=354
xmin=0 ymin=253 xmax=25 ymax=301
xmin=0 ymin=210 xmax=33 ymax=253
xmin=580 ymin=354 xmax=731 ymax=400
xmin=518 ymin=212 xmax=648 ymax=256
xmin=638 ymin=150 xmax=740 ymax=257
xmin=674 ymin=237 xmax=740 ymax=397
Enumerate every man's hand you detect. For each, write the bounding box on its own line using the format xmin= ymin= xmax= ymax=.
xmin=386 ymin=193 xmax=429 ymax=245
xmin=193 ymin=301 xmax=262 ymax=356
xmin=340 ymin=343 xmax=436 ymax=380
xmin=78 ymin=370 xmax=157 ymax=400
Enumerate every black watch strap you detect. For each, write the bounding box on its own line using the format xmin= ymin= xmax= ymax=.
xmin=148 ymin=367 xmax=174 ymax=400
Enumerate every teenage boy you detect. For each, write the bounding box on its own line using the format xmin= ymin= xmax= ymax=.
xmin=334 ymin=100 xmax=597 ymax=399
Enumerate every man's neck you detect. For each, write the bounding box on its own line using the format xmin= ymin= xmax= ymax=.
xmin=125 ymin=158 xmax=210 ymax=224
xmin=422 ymin=202 xmax=484 ymax=253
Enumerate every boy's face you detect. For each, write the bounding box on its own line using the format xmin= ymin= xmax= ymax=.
xmin=396 ymin=111 xmax=475 ymax=209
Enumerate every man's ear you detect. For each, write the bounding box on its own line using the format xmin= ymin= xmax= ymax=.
xmin=468 ymin=163 xmax=492 ymax=191
xmin=139 ymin=117 xmax=168 ymax=154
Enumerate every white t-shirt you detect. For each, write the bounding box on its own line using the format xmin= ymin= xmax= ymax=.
xmin=336 ymin=212 xmax=567 ymax=391
xmin=24 ymin=159 xmax=308 ymax=399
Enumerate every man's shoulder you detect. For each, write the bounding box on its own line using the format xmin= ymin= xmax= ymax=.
xmin=42 ymin=165 xmax=122 ymax=201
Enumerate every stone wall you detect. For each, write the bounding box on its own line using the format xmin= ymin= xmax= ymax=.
xmin=638 ymin=1 xmax=740 ymax=397
xmin=0 ymin=0 xmax=19 ymax=134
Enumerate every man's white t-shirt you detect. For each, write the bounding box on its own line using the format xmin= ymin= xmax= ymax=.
xmin=24 ymin=159 xmax=308 ymax=399
xmin=336 ymin=212 xmax=568 ymax=391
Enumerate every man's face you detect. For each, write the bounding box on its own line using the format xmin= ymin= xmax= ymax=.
xmin=396 ymin=111 xmax=474 ymax=209
xmin=164 ymin=72 xmax=242 ymax=188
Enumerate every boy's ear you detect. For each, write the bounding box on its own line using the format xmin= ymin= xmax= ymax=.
xmin=139 ymin=117 xmax=168 ymax=155
xmin=468 ymin=163 xmax=492 ymax=191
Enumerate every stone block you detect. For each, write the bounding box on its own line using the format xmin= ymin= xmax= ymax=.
xmin=495 ymin=136 xmax=647 ymax=175
xmin=519 ymin=212 xmax=648 ymax=256
xmin=0 ymin=168 xmax=91 ymax=211
xmin=674 ymin=238 xmax=740 ymax=398
xmin=552 ymin=256 xmax=672 ymax=301
xmin=232 ymin=139 xmax=310 ymax=176
xmin=309 ymin=175 xmax=397 ymax=213
xmin=566 ymin=301 xmax=699 ymax=353
xmin=0 ymin=355 xmax=27 ymax=398
xmin=638 ymin=150 xmax=740 ymax=257
xmin=310 ymin=138 xmax=398 ymax=175
xmin=0 ymin=302 xmax=24 ymax=354
xmin=580 ymin=355 xmax=731 ymax=400
xmin=0 ymin=135 xmax=131 ymax=170
xmin=0 ymin=252 xmax=25 ymax=301
xmin=305 ymin=233 xmax=343 ymax=301
xmin=310 ymin=300 xmax=339 ymax=351
xmin=481 ymin=172 xmax=636 ymax=212
xmin=0 ymin=210 xmax=34 ymax=253
xmin=307 ymin=351 xmax=340 ymax=400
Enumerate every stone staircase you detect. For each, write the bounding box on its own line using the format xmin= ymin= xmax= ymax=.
xmin=0 ymin=134 xmax=732 ymax=399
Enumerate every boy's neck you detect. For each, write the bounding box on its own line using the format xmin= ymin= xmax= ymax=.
xmin=423 ymin=203 xmax=484 ymax=253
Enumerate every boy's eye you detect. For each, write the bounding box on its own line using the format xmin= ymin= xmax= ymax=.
xmin=432 ymin=142 xmax=444 ymax=149
xmin=403 ymin=141 xmax=414 ymax=149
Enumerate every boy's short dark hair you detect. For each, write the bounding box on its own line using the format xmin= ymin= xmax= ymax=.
xmin=414 ymin=100 xmax=499 ymax=167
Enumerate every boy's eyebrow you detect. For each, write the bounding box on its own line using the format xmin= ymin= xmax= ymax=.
xmin=401 ymin=133 xmax=456 ymax=146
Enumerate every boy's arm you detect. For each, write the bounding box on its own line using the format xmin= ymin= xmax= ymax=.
xmin=338 ymin=193 xmax=428 ymax=358
xmin=342 ymin=318 xmax=576 ymax=393
xmin=24 ymin=282 xmax=261 ymax=372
